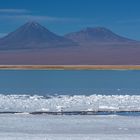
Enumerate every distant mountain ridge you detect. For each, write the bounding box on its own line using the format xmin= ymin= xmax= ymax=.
xmin=0 ymin=22 xmax=138 ymax=50
xmin=0 ymin=22 xmax=77 ymax=50
xmin=65 ymin=27 xmax=136 ymax=44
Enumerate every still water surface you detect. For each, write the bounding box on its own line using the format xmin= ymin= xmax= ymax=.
xmin=0 ymin=70 xmax=140 ymax=95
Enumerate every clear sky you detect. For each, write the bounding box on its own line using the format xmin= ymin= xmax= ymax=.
xmin=0 ymin=0 xmax=140 ymax=40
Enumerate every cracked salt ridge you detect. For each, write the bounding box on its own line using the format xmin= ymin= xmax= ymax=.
xmin=0 ymin=94 xmax=140 ymax=113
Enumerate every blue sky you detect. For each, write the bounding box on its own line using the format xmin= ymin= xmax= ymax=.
xmin=0 ymin=0 xmax=140 ymax=40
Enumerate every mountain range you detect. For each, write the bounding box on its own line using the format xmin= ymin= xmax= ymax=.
xmin=0 ymin=21 xmax=140 ymax=64
xmin=0 ymin=22 xmax=138 ymax=50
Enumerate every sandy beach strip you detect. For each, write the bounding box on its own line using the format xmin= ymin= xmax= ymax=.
xmin=0 ymin=65 xmax=140 ymax=70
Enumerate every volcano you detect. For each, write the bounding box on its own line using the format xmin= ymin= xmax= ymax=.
xmin=65 ymin=27 xmax=136 ymax=44
xmin=0 ymin=22 xmax=77 ymax=50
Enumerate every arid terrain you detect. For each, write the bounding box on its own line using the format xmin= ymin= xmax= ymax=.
xmin=1 ymin=65 xmax=140 ymax=70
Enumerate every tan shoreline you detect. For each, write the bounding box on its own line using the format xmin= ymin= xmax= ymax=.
xmin=0 ymin=65 xmax=140 ymax=70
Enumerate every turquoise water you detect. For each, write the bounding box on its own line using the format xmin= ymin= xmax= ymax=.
xmin=0 ymin=70 xmax=140 ymax=95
